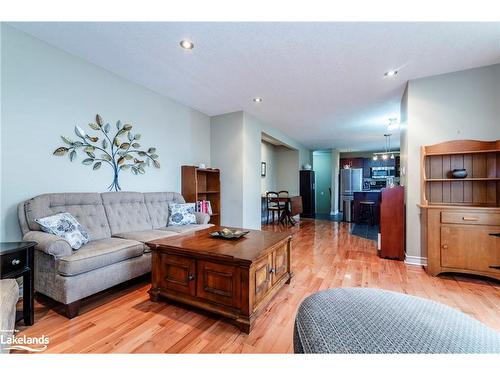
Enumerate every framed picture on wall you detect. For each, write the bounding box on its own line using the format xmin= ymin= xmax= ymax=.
xmin=261 ymin=162 xmax=266 ymax=177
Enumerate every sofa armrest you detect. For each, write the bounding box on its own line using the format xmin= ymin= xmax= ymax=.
xmin=23 ymin=231 xmax=73 ymax=258
xmin=0 ymin=279 xmax=19 ymax=354
xmin=194 ymin=212 xmax=211 ymax=225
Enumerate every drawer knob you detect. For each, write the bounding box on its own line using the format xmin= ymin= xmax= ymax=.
xmin=442 ymin=244 xmax=448 ymax=249
xmin=187 ymin=274 xmax=195 ymax=281
xmin=11 ymin=259 xmax=21 ymax=266
xmin=269 ymin=268 xmax=275 ymax=274
xmin=489 ymin=233 xmax=500 ymax=238
xmin=462 ymin=217 xmax=479 ymax=221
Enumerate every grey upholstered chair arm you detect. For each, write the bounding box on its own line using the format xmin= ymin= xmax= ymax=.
xmin=23 ymin=231 xmax=73 ymax=258
xmin=194 ymin=212 xmax=211 ymax=225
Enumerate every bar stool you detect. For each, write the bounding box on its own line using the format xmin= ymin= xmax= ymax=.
xmin=359 ymin=201 xmax=375 ymax=226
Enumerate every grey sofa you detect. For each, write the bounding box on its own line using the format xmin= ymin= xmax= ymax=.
xmin=0 ymin=279 xmax=19 ymax=354
xmin=17 ymin=192 xmax=212 ymax=318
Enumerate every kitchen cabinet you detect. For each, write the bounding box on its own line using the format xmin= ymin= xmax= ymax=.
xmin=340 ymin=158 xmax=363 ymax=169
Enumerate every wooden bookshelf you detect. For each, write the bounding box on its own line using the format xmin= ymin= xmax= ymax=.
xmin=181 ymin=166 xmax=221 ymax=226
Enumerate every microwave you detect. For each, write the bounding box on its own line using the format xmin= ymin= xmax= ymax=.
xmin=371 ymin=166 xmax=395 ymax=179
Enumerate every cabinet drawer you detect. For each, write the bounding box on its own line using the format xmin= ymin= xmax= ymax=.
xmin=196 ymin=261 xmax=241 ymax=308
xmin=441 ymin=211 xmax=500 ymax=226
xmin=157 ymin=253 xmax=196 ymax=296
xmin=1 ymin=250 xmax=27 ymax=276
xmin=441 ymin=225 xmax=500 ymax=273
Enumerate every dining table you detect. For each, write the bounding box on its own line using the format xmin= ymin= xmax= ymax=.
xmin=268 ymin=195 xmax=303 ymax=226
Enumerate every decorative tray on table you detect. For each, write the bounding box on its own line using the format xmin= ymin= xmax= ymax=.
xmin=210 ymin=228 xmax=249 ymax=240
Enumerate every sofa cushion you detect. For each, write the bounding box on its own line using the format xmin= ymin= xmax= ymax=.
xmin=101 ymin=192 xmax=152 ymax=235
xmin=144 ymin=192 xmax=185 ymax=229
xmin=162 ymin=223 xmax=213 ymax=234
xmin=113 ymin=229 xmax=179 ymax=243
xmin=56 ymin=238 xmax=144 ymax=276
xmin=167 ymin=203 xmax=197 ymax=226
xmin=36 ymin=212 xmax=90 ymax=250
xmin=25 ymin=193 xmax=111 ymax=240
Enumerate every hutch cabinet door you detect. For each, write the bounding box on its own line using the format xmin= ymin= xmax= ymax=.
xmin=441 ymin=225 xmax=500 ymax=274
xmin=253 ymin=254 xmax=272 ymax=306
xmin=272 ymin=244 xmax=289 ymax=284
xmin=196 ymin=260 xmax=241 ymax=308
xmin=157 ymin=253 xmax=196 ymax=296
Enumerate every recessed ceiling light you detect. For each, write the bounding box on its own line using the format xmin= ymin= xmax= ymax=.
xmin=179 ymin=40 xmax=194 ymax=50
xmin=384 ymin=70 xmax=398 ymax=77
xmin=253 ymin=97 xmax=263 ymax=103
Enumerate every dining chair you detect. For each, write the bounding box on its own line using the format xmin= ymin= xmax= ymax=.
xmin=278 ymin=190 xmax=289 ymax=197
xmin=266 ymin=191 xmax=281 ymax=224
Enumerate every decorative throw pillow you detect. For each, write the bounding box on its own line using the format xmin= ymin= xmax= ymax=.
xmin=36 ymin=212 xmax=90 ymax=250
xmin=167 ymin=203 xmax=197 ymax=226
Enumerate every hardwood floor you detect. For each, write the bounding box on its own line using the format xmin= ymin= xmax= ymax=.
xmin=15 ymin=219 xmax=500 ymax=353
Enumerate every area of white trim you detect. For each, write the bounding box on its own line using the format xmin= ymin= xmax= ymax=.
xmin=330 ymin=210 xmax=339 ymax=215
xmin=404 ymin=254 xmax=428 ymax=266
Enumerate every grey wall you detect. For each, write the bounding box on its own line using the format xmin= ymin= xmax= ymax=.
xmin=260 ymin=142 xmax=299 ymax=196
xmin=210 ymin=111 xmax=245 ymax=227
xmin=260 ymin=141 xmax=278 ymax=193
xmin=399 ymin=84 xmax=409 ymax=190
xmin=1 ymin=24 xmax=211 ymax=241
xmin=275 ymin=147 xmax=299 ymax=195
xmin=211 ymin=111 xmax=310 ymax=229
xmin=403 ymin=64 xmax=500 ymax=262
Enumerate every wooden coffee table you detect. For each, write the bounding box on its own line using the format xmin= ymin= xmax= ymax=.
xmin=146 ymin=226 xmax=292 ymax=333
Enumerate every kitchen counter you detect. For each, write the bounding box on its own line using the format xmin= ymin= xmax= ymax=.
xmin=352 ymin=191 xmax=381 ymax=224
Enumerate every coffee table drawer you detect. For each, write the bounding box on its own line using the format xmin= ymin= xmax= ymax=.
xmin=157 ymin=253 xmax=196 ymax=296
xmin=196 ymin=261 xmax=241 ymax=308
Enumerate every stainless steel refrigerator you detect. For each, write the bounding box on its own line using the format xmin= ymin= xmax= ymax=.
xmin=340 ymin=168 xmax=363 ymax=222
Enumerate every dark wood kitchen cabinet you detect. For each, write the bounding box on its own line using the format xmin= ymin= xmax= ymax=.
xmin=340 ymin=158 xmax=363 ymax=169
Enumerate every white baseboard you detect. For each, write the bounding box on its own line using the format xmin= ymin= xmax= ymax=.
xmin=404 ymin=254 xmax=428 ymax=266
xmin=330 ymin=210 xmax=339 ymax=215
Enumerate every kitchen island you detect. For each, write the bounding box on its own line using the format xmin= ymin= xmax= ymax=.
xmin=352 ymin=191 xmax=381 ymax=224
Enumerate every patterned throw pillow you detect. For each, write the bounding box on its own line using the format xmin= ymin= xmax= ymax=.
xmin=167 ymin=203 xmax=197 ymax=226
xmin=36 ymin=212 xmax=90 ymax=250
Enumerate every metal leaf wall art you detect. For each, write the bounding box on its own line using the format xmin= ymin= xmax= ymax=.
xmin=53 ymin=114 xmax=160 ymax=191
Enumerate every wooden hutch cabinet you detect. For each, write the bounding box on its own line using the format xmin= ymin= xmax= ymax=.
xmin=420 ymin=140 xmax=500 ymax=281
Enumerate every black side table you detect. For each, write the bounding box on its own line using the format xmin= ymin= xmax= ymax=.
xmin=0 ymin=241 xmax=36 ymax=325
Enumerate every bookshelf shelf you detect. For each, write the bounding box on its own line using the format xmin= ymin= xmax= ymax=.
xmin=182 ymin=165 xmax=221 ymax=226
xmin=424 ymin=177 xmax=500 ymax=182
xmin=421 ymin=140 xmax=500 ymax=207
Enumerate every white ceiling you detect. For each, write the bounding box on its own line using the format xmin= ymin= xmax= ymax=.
xmin=10 ymin=22 xmax=500 ymax=151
